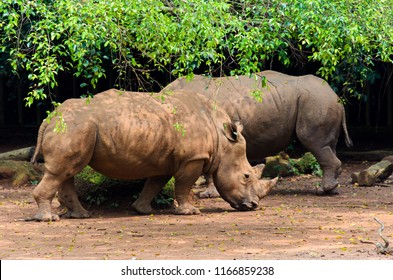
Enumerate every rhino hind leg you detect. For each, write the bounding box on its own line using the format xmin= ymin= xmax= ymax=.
xmin=32 ymin=173 xmax=62 ymax=222
xmin=308 ymin=145 xmax=341 ymax=195
xmin=58 ymin=177 xmax=90 ymax=218
xmin=132 ymin=176 xmax=171 ymax=214
xmin=32 ymin=124 xmax=97 ymax=221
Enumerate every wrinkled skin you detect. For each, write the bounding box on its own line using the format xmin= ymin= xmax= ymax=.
xmin=30 ymin=89 xmax=274 ymax=222
xmin=164 ymin=70 xmax=353 ymax=195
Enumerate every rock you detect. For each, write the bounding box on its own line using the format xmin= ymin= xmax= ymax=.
xmin=0 ymin=160 xmax=43 ymax=187
xmin=263 ymin=152 xmax=292 ymax=177
xmin=262 ymin=152 xmax=321 ymax=178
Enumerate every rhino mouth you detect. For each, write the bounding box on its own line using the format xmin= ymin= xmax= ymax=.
xmin=230 ymin=200 xmax=258 ymax=211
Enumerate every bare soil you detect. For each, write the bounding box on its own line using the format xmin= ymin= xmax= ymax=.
xmin=0 ymin=160 xmax=393 ymax=260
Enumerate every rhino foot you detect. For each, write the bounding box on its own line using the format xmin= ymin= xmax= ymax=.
xmin=63 ymin=210 xmax=91 ymax=219
xmin=34 ymin=212 xmax=60 ymax=222
xmin=132 ymin=201 xmax=153 ymax=215
xmin=316 ymin=187 xmax=339 ymax=196
xmin=175 ymin=205 xmax=201 ymax=215
xmin=197 ymin=188 xmax=220 ymax=199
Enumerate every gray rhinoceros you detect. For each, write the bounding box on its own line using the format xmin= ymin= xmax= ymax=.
xmin=30 ymin=89 xmax=274 ymax=222
xmin=163 ymin=70 xmax=353 ymax=195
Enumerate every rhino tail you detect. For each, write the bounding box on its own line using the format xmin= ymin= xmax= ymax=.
xmin=341 ymin=106 xmax=353 ymax=148
xmin=30 ymin=121 xmax=48 ymax=164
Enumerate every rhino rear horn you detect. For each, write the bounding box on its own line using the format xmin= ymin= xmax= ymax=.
xmin=253 ymin=163 xmax=265 ymax=179
xmin=269 ymin=177 xmax=278 ymax=189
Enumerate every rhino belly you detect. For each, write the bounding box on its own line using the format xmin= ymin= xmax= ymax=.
xmin=87 ymin=126 xmax=175 ymax=180
xmin=88 ymin=159 xmax=170 ymax=180
xmin=245 ymin=136 xmax=292 ymax=161
xmin=243 ymin=127 xmax=295 ymax=161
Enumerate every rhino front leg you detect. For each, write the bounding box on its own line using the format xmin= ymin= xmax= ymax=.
xmin=58 ymin=177 xmax=90 ymax=219
xmin=32 ymin=173 xmax=61 ymax=222
xmin=174 ymin=160 xmax=204 ymax=215
xmin=132 ymin=176 xmax=171 ymax=214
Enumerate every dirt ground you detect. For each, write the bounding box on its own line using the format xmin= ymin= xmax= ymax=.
xmin=1 ymin=158 xmax=393 ymax=260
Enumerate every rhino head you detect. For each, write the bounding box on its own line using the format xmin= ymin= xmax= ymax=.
xmin=213 ymin=122 xmax=276 ymax=211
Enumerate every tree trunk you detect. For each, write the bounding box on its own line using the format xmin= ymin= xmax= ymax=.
xmin=364 ymin=82 xmax=371 ymax=127
xmin=73 ymin=76 xmax=78 ymax=98
xmin=17 ymin=82 xmax=23 ymax=125
xmin=387 ymin=63 xmax=393 ymax=128
xmin=351 ymin=157 xmax=393 ymax=186
xmin=0 ymin=146 xmax=35 ymax=161
xmin=0 ymin=75 xmax=4 ymax=126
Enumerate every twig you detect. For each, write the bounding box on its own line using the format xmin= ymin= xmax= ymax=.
xmin=359 ymin=240 xmax=374 ymax=245
xmin=374 ymin=217 xmax=392 ymax=254
xmin=376 ymin=183 xmax=393 ymax=188
xmin=15 ymin=217 xmax=37 ymax=222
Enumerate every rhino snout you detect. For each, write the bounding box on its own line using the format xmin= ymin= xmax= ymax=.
xmin=231 ymin=200 xmax=258 ymax=211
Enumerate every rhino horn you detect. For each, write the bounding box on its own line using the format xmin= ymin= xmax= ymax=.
xmin=257 ymin=177 xmax=278 ymax=199
xmin=252 ymin=163 xmax=265 ymax=178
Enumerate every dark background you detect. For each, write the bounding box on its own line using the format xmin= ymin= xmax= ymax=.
xmin=0 ymin=61 xmax=392 ymax=152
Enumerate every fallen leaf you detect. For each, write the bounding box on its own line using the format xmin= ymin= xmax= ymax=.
xmin=334 ymin=229 xmax=346 ymax=235
xmin=349 ymin=238 xmax=358 ymax=245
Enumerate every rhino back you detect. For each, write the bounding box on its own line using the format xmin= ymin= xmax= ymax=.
xmin=164 ymin=71 xmax=342 ymax=161
xmin=164 ymin=73 xmax=300 ymax=159
xmin=43 ymin=90 xmax=220 ymax=179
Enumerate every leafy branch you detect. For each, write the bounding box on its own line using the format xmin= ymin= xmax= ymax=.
xmin=1 ymin=0 xmax=392 ymax=106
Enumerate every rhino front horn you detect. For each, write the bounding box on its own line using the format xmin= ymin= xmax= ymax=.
xmin=258 ymin=177 xmax=278 ymax=199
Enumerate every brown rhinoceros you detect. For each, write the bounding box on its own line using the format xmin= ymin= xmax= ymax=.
xmin=163 ymin=70 xmax=353 ymax=195
xmin=30 ymin=89 xmax=274 ymax=222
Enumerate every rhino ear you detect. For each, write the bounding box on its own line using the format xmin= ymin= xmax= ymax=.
xmin=222 ymin=122 xmax=243 ymax=142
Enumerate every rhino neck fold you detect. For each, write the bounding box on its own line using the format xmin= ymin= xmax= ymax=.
xmin=203 ymin=124 xmax=222 ymax=176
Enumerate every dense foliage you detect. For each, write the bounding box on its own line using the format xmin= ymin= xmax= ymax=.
xmin=1 ymin=0 xmax=392 ymax=105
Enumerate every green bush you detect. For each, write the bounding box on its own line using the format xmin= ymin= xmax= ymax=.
xmin=75 ymin=166 xmax=175 ymax=209
xmin=153 ymin=177 xmax=175 ymax=209
xmin=291 ymin=152 xmax=323 ymax=177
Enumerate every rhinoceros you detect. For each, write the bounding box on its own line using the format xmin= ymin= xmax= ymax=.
xmin=163 ymin=70 xmax=353 ymax=195
xmin=30 ymin=89 xmax=274 ymax=222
